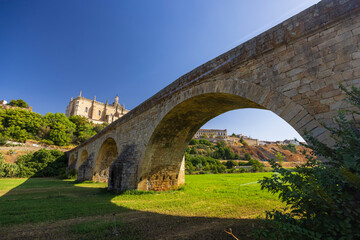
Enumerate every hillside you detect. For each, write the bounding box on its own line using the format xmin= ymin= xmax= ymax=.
xmin=187 ymin=139 xmax=311 ymax=172
xmin=230 ymin=143 xmax=310 ymax=163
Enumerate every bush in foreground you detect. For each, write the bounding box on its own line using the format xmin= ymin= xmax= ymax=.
xmin=256 ymin=85 xmax=360 ymax=239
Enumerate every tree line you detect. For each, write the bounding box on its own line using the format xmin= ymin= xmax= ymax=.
xmin=0 ymin=107 xmax=108 ymax=146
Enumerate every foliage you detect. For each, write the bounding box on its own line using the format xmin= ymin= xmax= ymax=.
xmin=0 ymin=107 xmax=103 ymax=146
xmin=281 ymin=143 xmax=297 ymax=153
xmin=0 ymin=134 xmax=7 ymax=146
xmin=212 ymin=141 xmax=240 ymax=160
xmin=69 ymin=115 xmax=96 ymax=144
xmin=199 ymin=139 xmax=212 ymax=146
xmin=225 ymin=160 xmax=237 ymax=169
xmin=0 ymin=149 xmax=67 ymax=178
xmin=44 ymin=113 xmax=76 ymax=146
xmin=8 ymin=99 xmax=29 ymax=108
xmin=93 ymin=122 xmax=108 ymax=133
xmin=244 ymin=152 xmax=252 ymax=160
xmin=275 ymin=152 xmax=285 ymax=166
xmin=189 ymin=139 xmax=199 ymax=145
xmin=257 ymin=85 xmax=360 ymax=239
xmin=0 ymin=153 xmax=20 ymax=177
xmin=246 ymin=159 xmax=264 ymax=172
xmin=185 ymin=153 xmax=225 ymax=174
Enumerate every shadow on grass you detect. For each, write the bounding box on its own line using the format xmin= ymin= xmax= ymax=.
xmin=0 ymin=164 xmax=266 ymax=240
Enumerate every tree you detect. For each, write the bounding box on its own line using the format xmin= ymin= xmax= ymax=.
xmin=44 ymin=113 xmax=75 ymax=146
xmin=8 ymin=99 xmax=29 ymax=108
xmin=275 ymin=152 xmax=285 ymax=166
xmin=94 ymin=122 xmax=109 ymax=133
xmin=225 ymin=160 xmax=236 ymax=169
xmin=244 ymin=152 xmax=251 ymax=160
xmin=257 ymin=85 xmax=360 ymax=239
xmin=246 ymin=158 xmax=264 ymax=172
xmin=189 ymin=139 xmax=199 ymax=145
xmin=69 ymin=115 xmax=96 ymax=144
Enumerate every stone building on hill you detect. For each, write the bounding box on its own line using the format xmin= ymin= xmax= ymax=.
xmin=65 ymin=91 xmax=129 ymax=124
xmin=194 ymin=129 xmax=227 ymax=139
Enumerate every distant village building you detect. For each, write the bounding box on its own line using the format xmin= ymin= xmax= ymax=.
xmin=65 ymin=91 xmax=130 ymax=124
xmin=194 ymin=129 xmax=227 ymax=139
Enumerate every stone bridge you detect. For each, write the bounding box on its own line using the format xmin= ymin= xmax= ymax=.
xmin=67 ymin=0 xmax=360 ymax=192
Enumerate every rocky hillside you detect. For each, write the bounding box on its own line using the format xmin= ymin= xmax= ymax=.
xmin=229 ymin=143 xmax=311 ymax=163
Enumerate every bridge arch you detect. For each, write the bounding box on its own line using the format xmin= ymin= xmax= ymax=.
xmin=76 ymin=150 xmax=88 ymax=170
xmin=138 ymin=79 xmax=323 ymax=191
xmin=68 ymin=154 xmax=75 ymax=166
xmin=93 ymin=137 xmax=118 ymax=182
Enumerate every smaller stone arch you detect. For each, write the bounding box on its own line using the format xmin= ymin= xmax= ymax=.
xmin=93 ymin=138 xmax=118 ymax=182
xmin=76 ymin=150 xmax=88 ymax=170
xmin=69 ymin=154 xmax=75 ymax=166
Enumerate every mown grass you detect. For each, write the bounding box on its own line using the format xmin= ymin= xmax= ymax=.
xmin=112 ymin=173 xmax=283 ymax=219
xmin=0 ymin=173 xmax=284 ymax=239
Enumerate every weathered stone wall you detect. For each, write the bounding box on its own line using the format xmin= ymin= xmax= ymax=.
xmin=67 ymin=0 xmax=360 ymax=191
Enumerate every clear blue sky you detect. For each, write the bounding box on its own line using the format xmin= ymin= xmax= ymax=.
xmin=0 ymin=0 xmax=320 ymax=141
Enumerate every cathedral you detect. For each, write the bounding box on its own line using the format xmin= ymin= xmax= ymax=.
xmin=65 ymin=91 xmax=129 ymax=124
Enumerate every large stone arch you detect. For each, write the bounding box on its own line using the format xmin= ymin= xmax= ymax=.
xmin=76 ymin=150 xmax=89 ymax=170
xmin=138 ymin=79 xmax=323 ymax=191
xmin=93 ymin=137 xmax=119 ymax=182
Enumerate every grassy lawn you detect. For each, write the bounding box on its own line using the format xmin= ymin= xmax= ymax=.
xmin=0 ymin=173 xmax=284 ymax=239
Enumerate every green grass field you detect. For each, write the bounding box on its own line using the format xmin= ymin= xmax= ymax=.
xmin=0 ymin=173 xmax=284 ymax=239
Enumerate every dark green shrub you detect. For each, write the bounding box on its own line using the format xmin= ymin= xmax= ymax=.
xmin=189 ymin=139 xmax=199 ymax=145
xmin=246 ymin=159 xmax=264 ymax=172
xmin=17 ymin=149 xmax=67 ymax=177
xmin=199 ymin=139 xmax=212 ymax=146
xmin=225 ymin=160 xmax=236 ymax=169
xmin=281 ymin=143 xmax=297 ymax=153
xmin=0 ymin=134 xmax=8 ymax=146
xmin=8 ymin=99 xmax=29 ymax=108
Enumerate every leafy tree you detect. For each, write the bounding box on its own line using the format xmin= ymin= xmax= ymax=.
xmin=0 ymin=134 xmax=8 ymax=145
xmin=231 ymin=133 xmax=237 ymax=137
xmin=257 ymin=85 xmax=360 ymax=239
xmin=246 ymin=159 xmax=264 ymax=172
xmin=199 ymin=139 xmax=212 ymax=146
xmin=44 ymin=113 xmax=76 ymax=146
xmin=189 ymin=139 xmax=199 ymax=145
xmin=275 ymin=152 xmax=285 ymax=166
xmin=69 ymin=115 xmax=96 ymax=144
xmin=225 ymin=160 xmax=236 ymax=169
xmin=8 ymin=99 xmax=29 ymax=108
xmin=94 ymin=122 xmax=109 ymax=133
xmin=281 ymin=143 xmax=297 ymax=153
xmin=189 ymin=146 xmax=198 ymax=155
xmin=244 ymin=152 xmax=251 ymax=160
